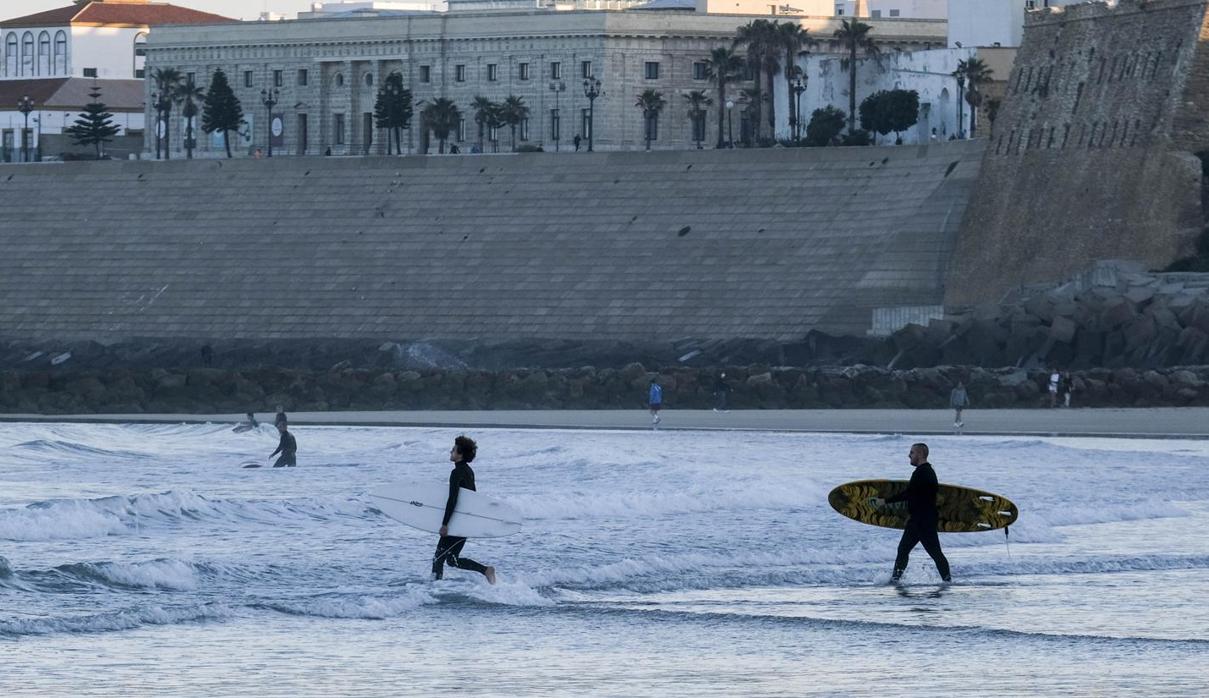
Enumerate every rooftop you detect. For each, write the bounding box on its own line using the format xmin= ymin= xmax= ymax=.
xmin=0 ymin=0 xmax=234 ymax=29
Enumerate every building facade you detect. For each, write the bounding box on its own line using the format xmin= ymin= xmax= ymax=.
xmin=143 ymin=9 xmax=945 ymax=157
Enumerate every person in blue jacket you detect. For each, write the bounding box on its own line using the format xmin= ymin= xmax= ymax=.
xmin=648 ymin=377 xmax=663 ymax=426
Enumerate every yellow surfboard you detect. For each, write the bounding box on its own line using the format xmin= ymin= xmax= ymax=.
xmin=828 ymin=479 xmax=1018 ymax=533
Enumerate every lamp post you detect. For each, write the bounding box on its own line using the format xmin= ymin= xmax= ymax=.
xmin=260 ymin=87 xmax=279 ymax=157
xmin=549 ymin=79 xmax=565 ymax=152
xmin=17 ymin=96 xmax=34 ymax=162
xmin=725 ymin=99 xmax=734 ymax=149
xmin=790 ymin=77 xmax=806 ymax=142
xmin=582 ymin=77 xmax=601 ymax=152
xmin=955 ymin=72 xmax=966 ymax=140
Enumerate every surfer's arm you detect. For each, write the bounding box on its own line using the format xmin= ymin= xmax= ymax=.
xmin=270 ymin=434 xmax=284 ymax=457
xmin=441 ymin=473 xmax=460 ymax=527
xmin=885 ymin=475 xmax=916 ymax=504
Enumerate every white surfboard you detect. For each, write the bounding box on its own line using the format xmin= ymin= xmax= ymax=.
xmin=367 ymin=482 xmax=523 ymax=538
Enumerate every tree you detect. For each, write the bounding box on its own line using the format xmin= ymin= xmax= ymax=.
xmin=704 ymin=46 xmax=743 ymax=149
xmin=804 ymin=105 xmax=845 ymax=146
xmin=833 ymin=19 xmax=879 ymax=134
xmin=740 ymin=86 xmax=762 ymax=146
xmin=953 ymin=57 xmax=993 ymax=137
xmin=151 ymin=67 xmax=182 ymax=159
xmin=65 ymin=85 xmax=121 ymax=158
xmin=499 ymin=95 xmax=529 ymax=151
xmin=779 ymin=22 xmax=815 ymax=142
xmin=174 ymin=75 xmax=204 ymax=159
xmin=859 ymin=89 xmax=919 ymax=143
xmin=201 ymin=68 xmax=243 ymax=158
xmin=735 ymin=19 xmax=780 ymax=142
xmin=373 ymin=72 xmax=413 ymax=155
xmin=421 ymin=98 xmax=460 ymax=154
xmin=683 ymin=89 xmax=712 ymax=149
xmin=635 ymin=88 xmax=666 ymax=151
xmin=471 ymin=95 xmax=496 ymax=152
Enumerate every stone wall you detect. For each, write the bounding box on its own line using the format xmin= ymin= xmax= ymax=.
xmin=947 ymin=0 xmax=1209 ymax=307
xmin=0 ymin=142 xmax=982 ymax=343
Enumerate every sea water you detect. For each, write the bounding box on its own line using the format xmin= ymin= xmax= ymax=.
xmin=0 ymin=422 xmax=1206 ymax=696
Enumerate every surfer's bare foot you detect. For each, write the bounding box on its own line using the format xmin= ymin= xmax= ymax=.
xmin=485 ymin=566 xmax=497 ymax=585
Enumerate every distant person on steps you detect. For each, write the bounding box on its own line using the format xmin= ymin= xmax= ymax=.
xmin=433 ymin=435 xmax=497 ymax=584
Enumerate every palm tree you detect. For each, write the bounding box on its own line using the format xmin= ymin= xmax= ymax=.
xmin=954 ymin=57 xmax=994 ymax=137
xmin=421 ymin=98 xmax=460 ymax=154
xmin=833 ymin=19 xmax=879 ymax=134
xmin=500 ymin=95 xmax=529 ymax=151
xmin=735 ymin=19 xmax=780 ymax=142
xmin=635 ymin=88 xmax=666 ymax=151
xmin=471 ymin=95 xmax=495 ymax=152
xmin=779 ymin=22 xmax=815 ymax=142
xmin=740 ymin=86 xmax=762 ymax=146
xmin=151 ymin=67 xmax=182 ymax=159
xmin=704 ymin=46 xmax=742 ymax=149
xmin=173 ymin=76 xmax=205 ymax=159
xmin=683 ymin=89 xmax=712 ymax=149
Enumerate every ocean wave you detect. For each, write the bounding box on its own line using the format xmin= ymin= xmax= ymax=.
xmin=0 ymin=490 xmax=373 ymax=542
xmin=11 ymin=439 xmax=151 ymax=460
xmin=0 ymin=603 xmax=230 ymax=638
xmin=509 ymin=481 xmax=826 ymax=520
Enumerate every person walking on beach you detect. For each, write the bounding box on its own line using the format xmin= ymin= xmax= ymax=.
xmin=573 ymin=134 xmax=582 ymax=151
xmin=275 ymin=404 xmax=288 ymax=427
xmin=269 ymin=421 xmax=296 ymax=467
xmin=713 ymin=372 xmax=731 ymax=412
xmin=949 ymin=381 xmax=969 ymax=428
xmin=1048 ymin=370 xmax=1061 ymax=408
xmin=871 ymin=443 xmax=951 ymax=583
xmin=433 ymin=435 xmax=497 ymax=584
xmin=1062 ymin=372 xmax=1074 ymax=408
xmin=648 ymin=377 xmax=663 ymax=427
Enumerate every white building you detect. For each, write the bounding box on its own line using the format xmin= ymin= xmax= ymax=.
xmin=834 ymin=0 xmax=947 ymax=19
xmin=298 ymin=1 xmax=449 ymax=18
xmin=0 ymin=0 xmax=232 ymax=160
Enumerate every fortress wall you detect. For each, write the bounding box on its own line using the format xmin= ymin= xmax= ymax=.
xmin=0 ymin=142 xmax=982 ymax=343
xmin=948 ymin=0 xmax=1209 ymax=308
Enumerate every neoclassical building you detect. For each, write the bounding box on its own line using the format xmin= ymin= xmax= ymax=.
xmin=143 ymin=10 xmax=945 ymax=156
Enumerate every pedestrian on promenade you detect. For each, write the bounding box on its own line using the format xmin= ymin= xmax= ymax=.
xmin=1062 ymin=372 xmax=1074 ymax=408
xmin=648 ymin=377 xmax=663 ymax=427
xmin=713 ymin=372 xmax=731 ymax=412
xmin=275 ymin=404 xmax=288 ymax=428
xmin=573 ymin=134 xmax=582 ymax=152
xmin=1048 ymin=370 xmax=1061 ymax=408
xmin=949 ymin=381 xmax=969 ymax=428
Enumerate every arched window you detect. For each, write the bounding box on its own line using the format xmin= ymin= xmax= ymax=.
xmin=132 ymin=32 xmax=146 ymax=78
xmin=53 ymin=31 xmax=66 ymax=75
xmin=21 ymin=31 xmax=33 ymax=76
xmin=37 ymin=31 xmax=50 ymax=76
xmin=4 ymin=34 xmax=17 ymax=78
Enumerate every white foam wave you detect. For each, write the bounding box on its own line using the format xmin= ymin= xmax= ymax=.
xmin=259 ymin=587 xmax=438 ymax=619
xmin=510 ymin=481 xmax=826 ymax=520
xmin=0 ymin=603 xmax=230 ymax=637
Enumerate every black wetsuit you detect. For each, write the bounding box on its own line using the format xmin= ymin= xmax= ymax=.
xmin=432 ymin=461 xmax=489 ymax=580
xmin=886 ymin=461 xmax=951 ymax=581
xmin=270 ymin=431 xmax=297 ymax=467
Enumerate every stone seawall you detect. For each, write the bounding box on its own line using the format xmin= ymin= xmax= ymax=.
xmin=7 ymin=363 xmax=1209 ymax=414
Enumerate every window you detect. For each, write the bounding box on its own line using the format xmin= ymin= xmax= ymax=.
xmin=5 ymin=35 xmax=17 ymax=77
xmin=83 ymin=67 xmax=97 ymax=78
xmin=889 ymin=9 xmax=900 ymax=16
xmin=334 ymin=113 xmax=346 ymax=144
xmin=488 ymin=124 xmax=498 ymax=143
xmin=520 ymin=117 xmax=529 ymax=141
xmin=136 ymin=69 xmax=145 ymax=79
xmin=298 ymin=69 xmax=308 ymax=86
xmin=335 ymin=72 xmax=345 ymax=87
xmin=581 ymin=108 xmax=591 ymax=141
xmin=836 ymin=6 xmax=844 ymax=15
xmin=37 ymin=31 xmax=50 ymax=76
xmin=244 ymin=70 xmax=253 ymax=88
xmin=519 ymin=62 xmax=530 ymax=81
xmin=871 ymin=9 xmax=881 ymax=18
xmin=550 ymin=108 xmax=560 ymax=141
xmin=364 ymin=73 xmax=373 ymax=87
xmin=420 ymin=65 xmax=431 ymax=83
xmin=487 ymin=64 xmax=498 ymax=81
xmin=645 ymin=113 xmax=659 ymax=142
xmin=693 ymin=61 xmax=708 ymax=80
xmin=273 ymin=70 xmax=282 ymax=87
xmin=581 ymin=60 xmax=592 ymax=79
xmin=455 ymin=64 xmax=466 ymax=82
xmin=457 ymin=118 xmax=466 ymax=142
xmin=692 ymin=111 xmax=706 ymax=144
xmin=644 ymin=61 xmax=659 ymax=80
xmin=21 ymin=32 xmax=33 ymax=76
xmin=550 ymin=61 xmax=561 ymax=80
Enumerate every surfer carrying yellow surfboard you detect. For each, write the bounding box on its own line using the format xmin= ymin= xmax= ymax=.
xmin=871 ymin=443 xmax=952 ymax=583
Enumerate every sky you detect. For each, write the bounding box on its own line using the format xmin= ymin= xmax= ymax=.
xmin=8 ymin=0 xmax=316 ymax=23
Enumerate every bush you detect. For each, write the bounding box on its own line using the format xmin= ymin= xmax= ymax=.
xmin=805 ymin=106 xmax=846 ymax=147
xmin=515 ymin=144 xmax=544 ymax=153
xmin=859 ymin=89 xmax=920 ymax=141
xmin=841 ymin=129 xmax=873 ymax=146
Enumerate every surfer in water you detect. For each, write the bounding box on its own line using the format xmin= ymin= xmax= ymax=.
xmin=433 ymin=435 xmax=497 ymax=584
xmin=233 ymin=412 xmax=259 ymax=433
xmin=872 ymin=443 xmax=951 ymax=583
xmin=269 ymin=421 xmax=296 ymax=467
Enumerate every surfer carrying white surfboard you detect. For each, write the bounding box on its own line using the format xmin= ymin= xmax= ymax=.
xmin=871 ymin=443 xmax=952 ymax=583
xmin=433 ymin=436 xmax=497 ymax=584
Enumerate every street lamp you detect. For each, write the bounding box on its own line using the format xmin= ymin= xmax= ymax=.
xmin=790 ymin=77 xmax=807 ymax=142
xmin=17 ymin=96 xmax=34 ymax=162
xmin=549 ymin=80 xmax=566 ymax=152
xmin=725 ymin=99 xmax=734 ymax=149
xmin=260 ymin=87 xmax=279 ymax=157
xmin=955 ymin=72 xmax=966 ymax=140
xmin=582 ymin=77 xmax=601 ymax=152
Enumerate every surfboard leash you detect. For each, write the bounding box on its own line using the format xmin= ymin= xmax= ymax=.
xmin=1003 ymin=525 xmax=1012 ymax=560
